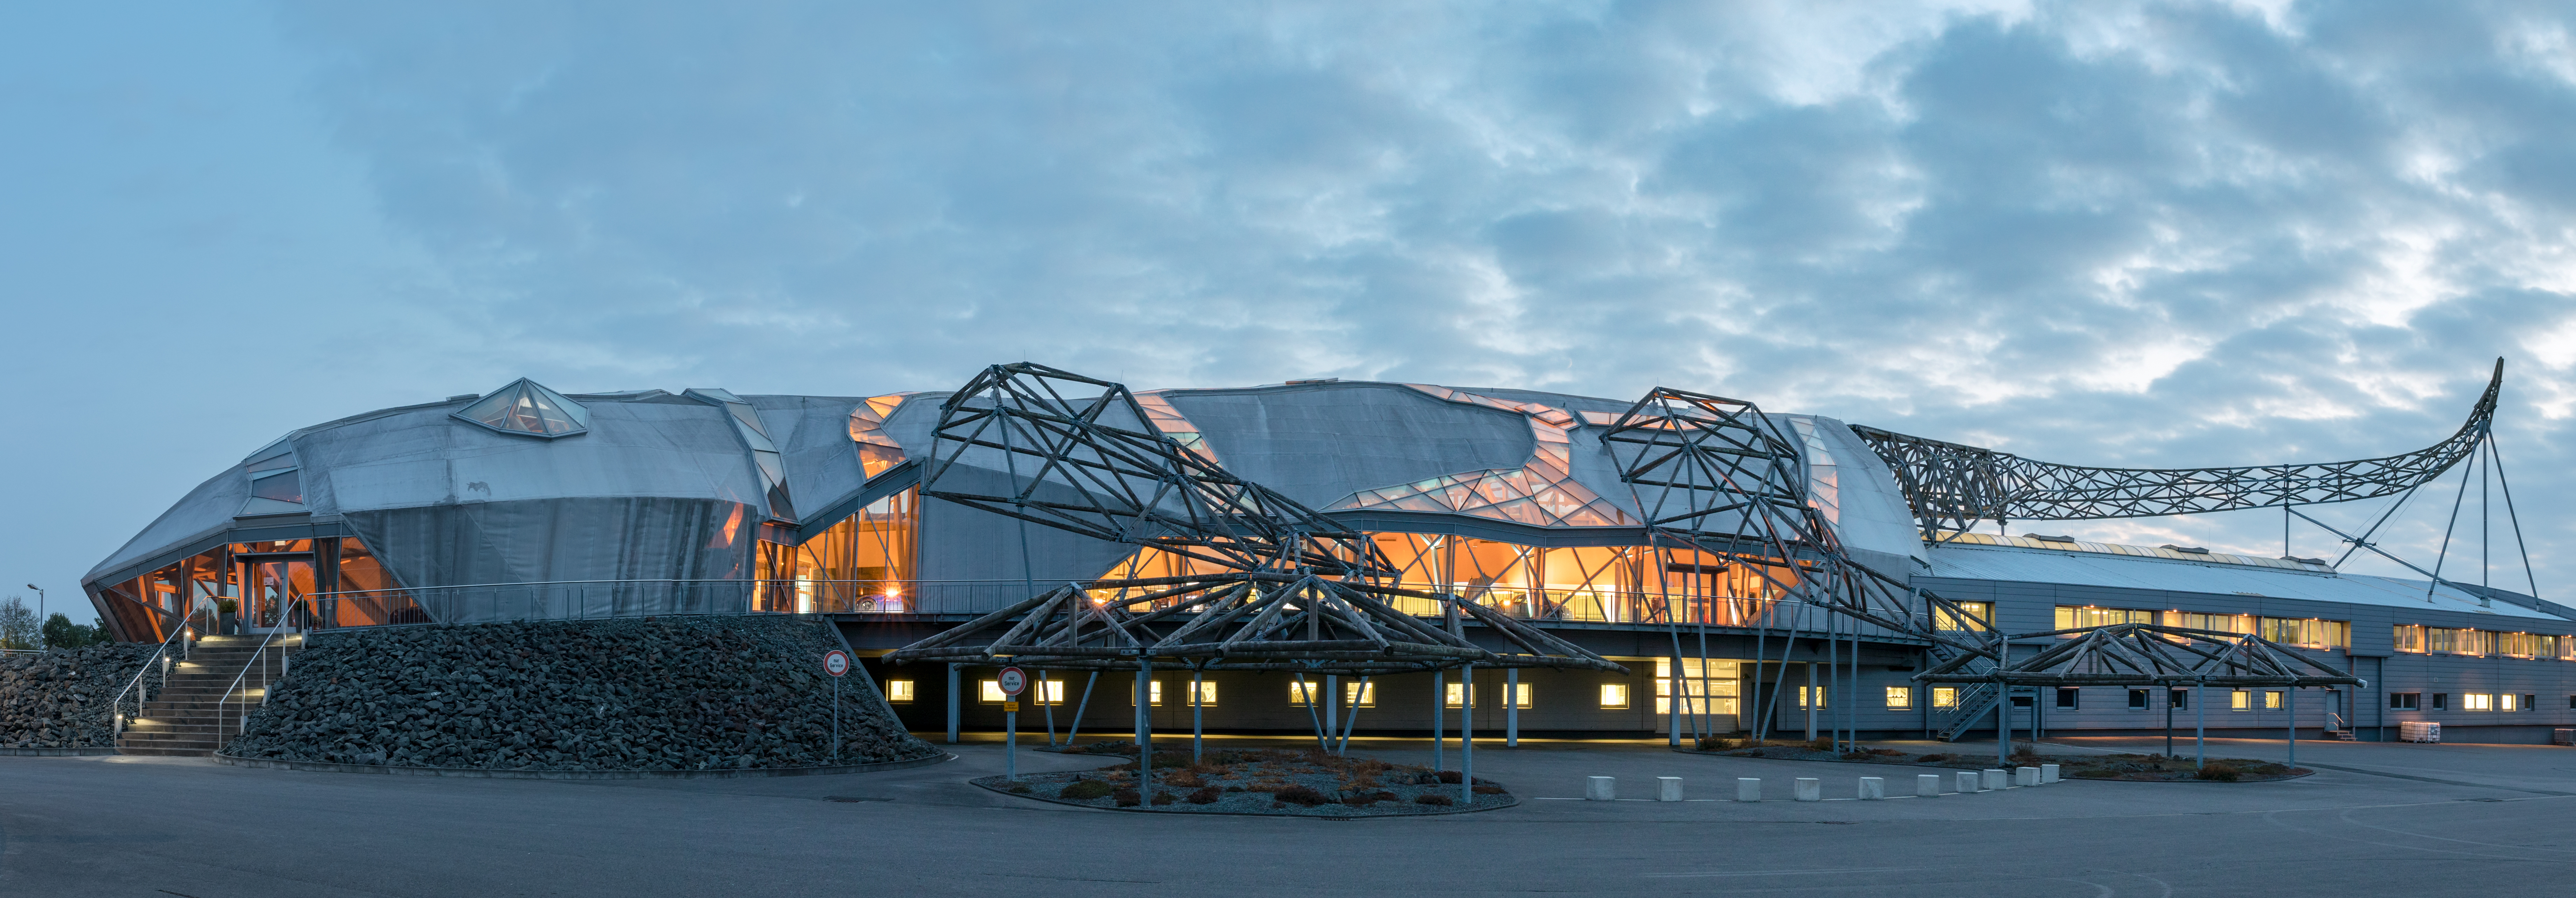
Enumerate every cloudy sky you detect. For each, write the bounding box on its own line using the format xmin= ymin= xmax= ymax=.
xmin=7 ymin=1 xmax=2573 ymax=614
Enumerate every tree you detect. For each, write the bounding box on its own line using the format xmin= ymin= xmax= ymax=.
xmin=0 ymin=596 xmax=36 ymax=650
xmin=42 ymin=613 xmax=109 ymax=649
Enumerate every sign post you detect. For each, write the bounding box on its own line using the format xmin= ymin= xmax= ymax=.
xmin=998 ymin=666 xmax=1028 ymax=781
xmin=823 ymin=650 xmax=850 ymax=764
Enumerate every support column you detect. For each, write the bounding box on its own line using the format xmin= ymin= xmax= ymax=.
xmin=1431 ymin=669 xmax=1445 ymax=772
xmin=1325 ymin=674 xmax=1339 ymax=750
xmin=1506 ymin=667 xmax=1519 ymax=748
xmin=1804 ymin=663 xmax=1817 ymax=742
xmin=946 ymin=663 xmax=961 ymax=745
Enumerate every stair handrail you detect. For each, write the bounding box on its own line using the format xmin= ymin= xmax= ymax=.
xmin=106 ymin=613 xmax=194 ymax=738
xmin=216 ymin=611 xmax=307 ymax=743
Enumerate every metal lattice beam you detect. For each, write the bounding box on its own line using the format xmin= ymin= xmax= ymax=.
xmin=1915 ymin=622 xmax=2364 ymax=688
xmin=1853 ymin=359 xmax=2503 ymax=540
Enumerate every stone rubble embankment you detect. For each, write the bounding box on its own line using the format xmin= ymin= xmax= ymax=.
xmin=225 ymin=616 xmax=935 ymax=771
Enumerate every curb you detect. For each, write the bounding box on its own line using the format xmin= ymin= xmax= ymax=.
xmin=1672 ymin=747 xmax=2314 ymax=782
xmin=968 ymin=775 xmax=1518 ymax=819
xmin=0 ymin=747 xmax=120 ymax=757
xmin=209 ymin=751 xmax=955 ymax=780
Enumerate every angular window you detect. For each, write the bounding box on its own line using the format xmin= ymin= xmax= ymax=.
xmin=686 ymin=388 xmax=794 ymax=520
xmin=454 ymin=379 xmax=589 ymax=438
xmin=237 ymin=438 xmax=307 ymax=516
xmin=847 ymin=393 xmax=916 ymax=479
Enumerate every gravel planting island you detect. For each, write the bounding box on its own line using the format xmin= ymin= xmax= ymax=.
xmin=1694 ymin=740 xmax=2307 ymax=782
xmin=1 ymin=644 xmax=156 ymax=749
xmin=225 ymin=617 xmax=938 ymax=772
xmin=977 ymin=746 xmax=1515 ymax=816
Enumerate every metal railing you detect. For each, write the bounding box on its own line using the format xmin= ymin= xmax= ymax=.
xmin=262 ymin=578 xmax=1937 ymax=644
xmin=217 ymin=619 xmax=303 ymax=742
xmin=107 ymin=621 xmax=194 ymax=737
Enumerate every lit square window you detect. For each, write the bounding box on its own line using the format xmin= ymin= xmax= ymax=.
xmin=1885 ymin=686 xmax=1912 ymax=709
xmin=1192 ymin=681 xmax=1217 ymax=706
xmin=2264 ymin=691 xmax=2283 ymax=710
xmin=1291 ymin=681 xmax=1322 ymax=705
xmin=1600 ymin=683 xmax=1631 ymax=709
xmin=1035 ymin=679 xmax=1064 ymax=704
xmin=2500 ymin=693 xmax=2519 ymax=712
xmin=1932 ymin=686 xmax=1959 ymax=709
xmin=2230 ymin=689 xmax=2251 ymax=711
xmin=1345 ymin=681 xmax=1376 ymax=707
xmin=2463 ymin=693 xmax=2492 ymax=711
xmin=1797 ymin=686 xmax=1826 ymax=709
xmin=1445 ymin=683 xmax=1466 ymax=708
xmin=980 ymin=680 xmax=1004 ymax=703
xmin=885 ymin=680 xmax=914 ymax=703
xmin=1131 ymin=680 xmax=1162 ymax=706
xmin=1510 ymin=683 xmax=1532 ymax=709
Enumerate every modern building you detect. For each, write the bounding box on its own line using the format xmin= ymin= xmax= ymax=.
xmin=85 ymin=371 xmax=2576 ymax=744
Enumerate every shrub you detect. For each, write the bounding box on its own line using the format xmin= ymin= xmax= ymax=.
xmin=1273 ymin=785 xmax=1328 ymax=807
xmin=1918 ymin=754 xmax=1952 ymax=763
xmin=1188 ymin=786 xmax=1223 ymax=804
xmin=1008 ymin=783 xmax=1032 ymax=794
xmin=2197 ymin=764 xmax=2240 ymax=782
xmin=1414 ymin=794 xmax=1453 ymax=806
xmin=1808 ymin=739 xmax=1834 ymax=752
xmin=1059 ymin=779 xmax=1114 ymax=800
xmin=1114 ymin=788 xmax=1142 ymax=807
xmin=1695 ymin=737 xmax=1736 ymax=751
xmin=1151 ymin=792 xmax=1176 ymax=806
xmin=1471 ymin=785 xmax=1504 ymax=795
xmin=1436 ymin=770 xmax=1463 ymax=784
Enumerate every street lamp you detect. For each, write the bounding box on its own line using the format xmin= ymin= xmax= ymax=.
xmin=23 ymin=585 xmax=42 ymax=648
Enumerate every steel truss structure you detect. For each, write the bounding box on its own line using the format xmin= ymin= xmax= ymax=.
xmin=887 ymin=572 xmax=1623 ymax=675
xmin=892 ymin=362 xmax=1623 ymax=675
xmin=1602 ymin=387 xmax=1996 ymax=660
xmin=1915 ymin=623 xmax=2364 ymax=688
xmin=1853 ymin=359 xmax=2505 ymax=541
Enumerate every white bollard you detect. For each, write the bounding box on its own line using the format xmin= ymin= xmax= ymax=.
xmin=1736 ymin=778 xmax=1762 ymax=802
xmin=1858 ymin=776 xmax=1884 ymax=800
xmin=1917 ymin=773 xmax=1943 ymax=797
xmin=2015 ymin=766 xmax=2039 ymax=787
xmin=2040 ymin=764 xmax=2060 ymax=784
xmin=1982 ymin=769 xmax=2008 ymax=790
xmin=1657 ymin=777 xmax=1684 ymax=802
xmin=1956 ymin=771 xmax=1981 ymax=793
xmin=1586 ymin=776 xmax=1616 ymax=801
xmin=1794 ymin=778 xmax=1822 ymax=802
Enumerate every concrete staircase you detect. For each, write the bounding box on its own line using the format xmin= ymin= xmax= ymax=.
xmin=117 ymin=634 xmax=302 ymax=757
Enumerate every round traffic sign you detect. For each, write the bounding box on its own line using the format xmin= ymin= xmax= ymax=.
xmin=823 ymin=650 xmax=850 ymax=677
xmin=997 ymin=666 xmax=1028 ymax=697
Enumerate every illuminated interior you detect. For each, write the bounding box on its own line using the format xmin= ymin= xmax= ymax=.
xmin=755 ymin=486 xmax=918 ymax=613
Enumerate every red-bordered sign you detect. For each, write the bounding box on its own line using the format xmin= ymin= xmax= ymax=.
xmin=997 ymin=666 xmax=1028 ymax=697
xmin=823 ymin=650 xmax=851 ymax=677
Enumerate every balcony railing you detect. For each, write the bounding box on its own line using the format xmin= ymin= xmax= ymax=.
xmin=277 ymin=578 xmax=1930 ymax=642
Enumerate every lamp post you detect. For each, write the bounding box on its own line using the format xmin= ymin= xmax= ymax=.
xmin=25 ymin=585 xmax=42 ymax=646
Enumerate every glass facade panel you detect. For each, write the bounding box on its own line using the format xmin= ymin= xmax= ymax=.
xmin=1934 ymin=601 xmax=1993 ymax=632
xmin=2056 ymin=606 xmax=2155 ymax=630
xmin=755 ymin=487 xmax=917 ymax=613
xmin=2260 ymin=617 xmax=2349 ymax=649
xmin=2167 ymin=611 xmax=2256 ymax=636
xmin=1654 ymin=658 xmax=1741 ymax=715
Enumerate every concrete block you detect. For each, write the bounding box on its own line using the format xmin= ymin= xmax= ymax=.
xmin=1956 ymin=771 xmax=1981 ymax=793
xmin=2040 ymin=764 xmax=2060 ymax=784
xmin=1917 ymin=774 xmax=1943 ymax=797
xmin=2015 ymin=766 xmax=2040 ymax=787
xmin=1585 ymin=776 xmax=1616 ymax=801
xmin=1794 ymin=778 xmax=1822 ymax=802
xmin=1858 ymin=777 xmax=1884 ymax=800
xmin=1737 ymin=778 xmax=1762 ymax=802
xmin=1657 ymin=777 xmax=1683 ymax=802
xmin=1981 ymin=769 xmax=2008 ymax=790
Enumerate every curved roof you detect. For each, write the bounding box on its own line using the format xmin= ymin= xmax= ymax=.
xmin=86 ymin=377 xmax=1927 ymax=586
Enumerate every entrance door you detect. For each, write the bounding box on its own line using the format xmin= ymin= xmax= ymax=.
xmin=237 ymin=554 xmax=316 ymax=633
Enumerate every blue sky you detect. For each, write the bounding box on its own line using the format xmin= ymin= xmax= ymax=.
xmin=8 ymin=1 xmax=2574 ymax=614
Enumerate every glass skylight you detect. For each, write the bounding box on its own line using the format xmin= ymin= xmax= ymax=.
xmin=454 ymin=379 xmax=590 ymax=438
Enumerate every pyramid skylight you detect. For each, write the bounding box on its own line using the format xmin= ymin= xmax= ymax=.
xmin=454 ymin=378 xmax=590 ymax=438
